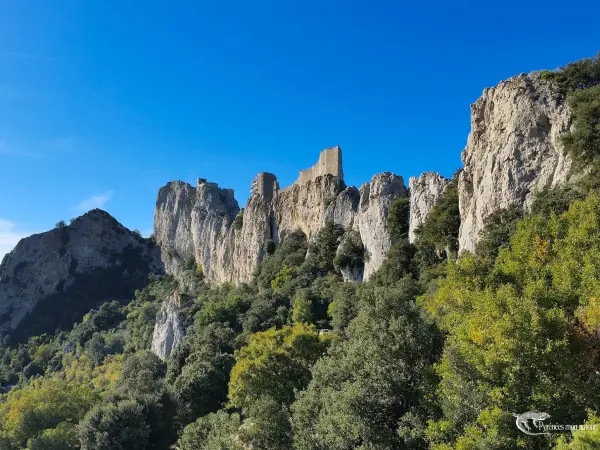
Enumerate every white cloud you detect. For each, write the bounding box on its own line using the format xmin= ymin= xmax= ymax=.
xmin=0 ymin=219 xmax=34 ymax=261
xmin=73 ymin=191 xmax=114 ymax=214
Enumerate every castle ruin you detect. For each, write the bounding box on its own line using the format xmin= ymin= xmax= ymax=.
xmin=251 ymin=172 xmax=279 ymax=202
xmin=297 ymin=146 xmax=344 ymax=185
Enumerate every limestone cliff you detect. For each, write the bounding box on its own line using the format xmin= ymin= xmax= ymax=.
xmin=154 ymin=70 xmax=576 ymax=284
xmin=151 ymin=290 xmax=185 ymax=360
xmin=458 ymin=72 xmax=572 ymax=252
xmin=154 ymin=147 xmax=407 ymax=284
xmin=408 ymin=172 xmax=450 ymax=243
xmin=0 ymin=210 xmax=163 ymax=339
xmin=153 ymin=176 xmax=274 ymax=285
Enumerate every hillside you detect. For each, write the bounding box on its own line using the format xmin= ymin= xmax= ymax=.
xmin=0 ymin=52 xmax=599 ymax=449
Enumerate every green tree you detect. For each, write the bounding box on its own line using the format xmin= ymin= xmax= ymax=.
xmin=0 ymin=378 xmax=97 ymax=450
xmin=78 ymin=400 xmax=150 ymax=450
xmin=421 ymin=194 xmax=600 ymax=449
xmin=178 ymin=410 xmax=241 ymax=450
xmin=475 ymin=205 xmax=523 ymax=261
xmin=388 ymin=197 xmax=411 ymax=241
xmin=237 ymin=396 xmax=292 ymax=450
xmin=414 ymin=173 xmax=461 ymax=259
xmin=292 ymin=278 xmax=441 ymax=450
xmin=291 ymin=290 xmax=313 ymax=324
xmin=229 ymin=324 xmax=330 ymax=410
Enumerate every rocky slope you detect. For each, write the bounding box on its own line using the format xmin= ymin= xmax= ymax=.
xmin=0 ymin=210 xmax=163 ymax=339
xmin=458 ymin=72 xmax=572 ymax=252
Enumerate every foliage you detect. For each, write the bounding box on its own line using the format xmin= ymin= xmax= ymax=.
xmin=333 ymin=231 xmax=364 ymax=271
xmin=233 ymin=211 xmax=244 ymax=231
xmin=178 ymin=410 xmax=241 ymax=450
xmin=0 ymin=378 xmax=98 ymax=449
xmin=531 ymin=185 xmax=585 ymax=216
xmin=541 ymin=52 xmax=600 ymax=189
xmin=414 ymin=172 xmax=461 ymax=258
xmin=421 ymin=193 xmax=600 ymax=448
xmin=475 ymin=205 xmax=523 ymax=261
xmin=237 ymin=395 xmax=293 ymax=450
xmin=78 ymin=400 xmax=150 ymax=450
xmin=540 ymin=52 xmax=600 ymax=95
xmin=228 ymin=324 xmax=330 ymax=409
xmin=388 ymin=197 xmax=411 ymax=241
xmin=553 ymin=412 xmax=600 ymax=449
xmin=292 ymin=278 xmax=441 ymax=449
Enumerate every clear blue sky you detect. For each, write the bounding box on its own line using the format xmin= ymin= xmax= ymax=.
xmin=1 ymin=0 xmax=599 ymax=258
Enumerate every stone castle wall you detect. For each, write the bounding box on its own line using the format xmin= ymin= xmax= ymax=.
xmin=298 ymin=146 xmax=344 ymax=185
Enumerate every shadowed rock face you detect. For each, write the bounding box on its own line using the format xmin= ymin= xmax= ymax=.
xmin=0 ymin=209 xmax=163 ymax=340
xmin=458 ymin=72 xmax=572 ymax=252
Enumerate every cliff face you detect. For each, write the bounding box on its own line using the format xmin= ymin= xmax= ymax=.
xmin=153 ymin=177 xmax=274 ymax=285
xmin=153 ymin=71 xmax=577 ymax=285
xmin=458 ymin=72 xmax=572 ymax=252
xmin=0 ymin=210 xmax=163 ymax=338
xmin=154 ymin=148 xmax=408 ymax=285
xmin=408 ymin=172 xmax=450 ymax=244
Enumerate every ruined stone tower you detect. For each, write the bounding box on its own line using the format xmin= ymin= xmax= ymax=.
xmin=297 ymin=145 xmax=344 ymax=185
xmin=251 ymin=172 xmax=279 ymax=202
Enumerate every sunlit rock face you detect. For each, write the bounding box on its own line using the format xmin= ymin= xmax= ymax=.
xmin=151 ymin=291 xmax=185 ymax=360
xmin=458 ymin=72 xmax=572 ymax=252
xmin=154 ymin=147 xmax=408 ymax=284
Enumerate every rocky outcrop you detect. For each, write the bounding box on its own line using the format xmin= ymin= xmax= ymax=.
xmin=458 ymin=72 xmax=572 ymax=252
xmin=353 ymin=173 xmax=408 ymax=279
xmin=154 ymin=147 xmax=408 ymax=285
xmin=408 ymin=172 xmax=450 ymax=243
xmin=0 ymin=209 xmax=163 ymax=338
xmin=151 ymin=291 xmax=185 ymax=360
xmin=154 ymin=176 xmax=275 ymax=285
xmin=274 ymin=175 xmax=345 ymax=242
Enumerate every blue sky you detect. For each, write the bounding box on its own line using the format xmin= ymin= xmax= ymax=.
xmin=1 ymin=0 xmax=599 ymax=258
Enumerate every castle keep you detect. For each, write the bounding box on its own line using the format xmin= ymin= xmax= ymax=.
xmin=251 ymin=172 xmax=279 ymax=202
xmin=297 ymin=146 xmax=344 ymax=185
xmin=250 ymin=146 xmax=344 ymax=200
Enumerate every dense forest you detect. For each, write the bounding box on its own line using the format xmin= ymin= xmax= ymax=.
xmin=1 ymin=54 xmax=599 ymax=449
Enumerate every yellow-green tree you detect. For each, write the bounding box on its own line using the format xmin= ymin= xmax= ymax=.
xmin=422 ymin=194 xmax=600 ymax=449
xmin=0 ymin=378 xmax=98 ymax=449
xmin=228 ymin=324 xmax=330 ymax=409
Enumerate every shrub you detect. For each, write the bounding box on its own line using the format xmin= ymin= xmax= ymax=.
xmin=333 ymin=231 xmax=364 ymax=271
xmin=388 ymin=197 xmax=410 ymax=241
xmin=530 ymin=184 xmax=584 ymax=216
xmin=475 ymin=205 xmax=523 ymax=261
xmin=233 ymin=211 xmax=244 ymax=231
xmin=414 ymin=172 xmax=461 ymax=258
